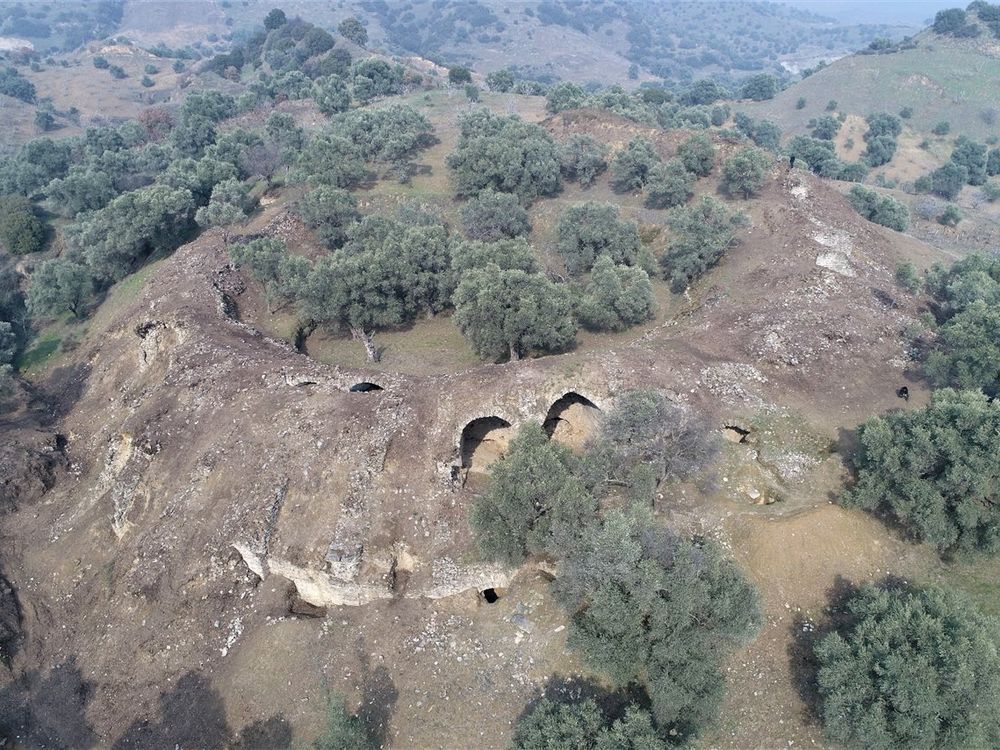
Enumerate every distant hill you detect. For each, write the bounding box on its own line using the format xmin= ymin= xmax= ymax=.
xmin=0 ymin=0 xmax=123 ymax=53
xmin=116 ymin=0 xmax=914 ymax=88
xmin=739 ymin=29 xmax=1000 ymax=141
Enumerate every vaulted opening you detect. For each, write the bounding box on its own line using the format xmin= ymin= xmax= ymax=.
xmin=349 ymin=382 xmax=384 ymax=393
xmin=543 ymin=392 xmax=601 ymax=451
xmin=480 ymin=587 xmax=501 ymax=604
xmin=460 ymin=417 xmax=513 ymax=473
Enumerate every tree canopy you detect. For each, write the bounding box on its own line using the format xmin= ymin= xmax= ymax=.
xmin=577 ymin=256 xmax=655 ymax=333
xmin=815 ymin=583 xmax=1000 ymax=750
xmin=453 ymin=265 xmax=576 ymax=361
xmin=459 ymin=189 xmax=531 ymax=242
xmin=722 ymin=147 xmax=770 ymax=198
xmin=447 ymin=110 xmax=561 ymax=202
xmin=842 ymin=389 xmax=1000 ymax=554
xmin=556 ymin=202 xmax=642 ymax=275
xmin=660 ymin=196 xmax=741 ymax=290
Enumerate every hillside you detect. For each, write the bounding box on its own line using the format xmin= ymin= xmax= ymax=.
xmin=739 ymin=30 xmax=1000 ymax=140
xmin=113 ymin=0 xmax=914 ymax=86
xmin=2 ymin=4 xmax=1000 ymax=749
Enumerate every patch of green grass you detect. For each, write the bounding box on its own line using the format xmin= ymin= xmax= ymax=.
xmin=16 ymin=332 xmax=62 ymax=372
xmin=918 ymin=555 xmax=1000 ymax=617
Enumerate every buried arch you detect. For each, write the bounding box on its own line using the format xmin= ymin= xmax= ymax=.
xmin=543 ymin=392 xmax=601 ymax=450
xmin=349 ymin=381 xmax=384 ymax=393
xmin=460 ymin=416 xmax=513 ymax=473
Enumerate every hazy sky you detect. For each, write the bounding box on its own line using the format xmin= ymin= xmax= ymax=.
xmin=778 ymin=0 xmax=959 ymax=27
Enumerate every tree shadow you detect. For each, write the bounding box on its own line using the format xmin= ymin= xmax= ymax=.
xmin=515 ymin=673 xmax=648 ymax=729
xmin=355 ymin=646 xmax=399 ymax=746
xmin=112 ymin=671 xmax=232 ymax=749
xmin=0 ymin=657 xmax=99 ymax=748
xmin=232 ymin=714 xmax=292 ymax=750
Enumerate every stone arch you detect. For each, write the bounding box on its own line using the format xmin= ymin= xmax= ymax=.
xmin=460 ymin=417 xmax=513 ymax=473
xmin=349 ymin=382 xmax=384 ymax=393
xmin=543 ymin=392 xmax=601 ymax=450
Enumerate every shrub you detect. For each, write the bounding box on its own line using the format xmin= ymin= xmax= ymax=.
xmin=109 ymin=65 xmax=126 ymax=79
xmin=559 ymin=134 xmax=608 ymax=187
xmin=932 ymin=121 xmax=951 ymax=136
xmin=464 ymin=84 xmax=479 ymax=102
xmin=676 ymin=133 xmax=715 ymax=177
xmin=929 ymin=161 xmax=968 ymax=200
xmin=141 ymin=75 xmax=154 ymax=88
xmin=722 ymin=146 xmax=770 ymax=198
xmin=842 ymin=389 xmax=1000 ymax=553
xmin=0 ymin=195 xmax=45 ymax=254
xmin=938 ymin=204 xmax=962 ymax=226
xmin=826 ymin=99 xmax=837 ymax=111
xmin=93 ymin=56 xmax=109 ymax=69
xmin=556 ymin=202 xmax=641 ymax=275
xmin=815 ymin=583 xmax=1000 ymax=750
xmin=577 ymin=256 xmax=655 ymax=332
xmin=894 ymin=262 xmax=920 ymax=292
xmin=644 ymin=159 xmax=694 ymax=209
xmin=661 ymin=196 xmax=741 ymax=290
xmin=847 ymin=185 xmax=909 ymax=231
xmin=983 ymin=180 xmax=1000 ymax=202
xmin=459 ymin=189 xmax=531 ymax=242
xmin=796 ymin=96 xmax=806 ymax=110
xmin=194 ymin=178 xmax=250 ymax=228
xmin=610 ymin=137 xmax=661 ymax=191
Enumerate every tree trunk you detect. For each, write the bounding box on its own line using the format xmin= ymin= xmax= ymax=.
xmin=508 ymin=343 xmax=520 ymax=362
xmin=352 ymin=326 xmax=380 ymax=362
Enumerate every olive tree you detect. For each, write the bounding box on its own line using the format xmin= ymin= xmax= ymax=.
xmin=453 ymin=265 xmax=576 ymax=361
xmin=660 ymin=196 xmax=741 ymax=290
xmin=27 ymin=258 xmax=92 ymax=318
xmin=555 ymin=510 xmax=761 ymax=738
xmin=559 ymin=134 xmax=609 ymax=187
xmin=644 ymin=159 xmax=694 ymax=209
xmin=0 ymin=194 xmax=45 ymax=254
xmin=556 ymin=202 xmax=641 ymax=275
xmin=676 ymin=133 xmax=715 ymax=177
xmin=815 ymin=583 xmax=1000 ymax=750
xmin=842 ymin=389 xmax=1000 ymax=554
xmin=470 ymin=423 xmax=597 ymax=564
xmin=512 ymin=699 xmax=665 ymax=750
xmin=577 ymin=256 xmax=655 ymax=332
xmin=610 ymin=137 xmax=661 ymax=192
xmin=297 ymin=218 xmax=454 ymax=361
xmin=447 ymin=110 xmax=562 ymax=201
xmin=722 ymin=147 xmax=770 ymax=198
xmin=459 ymin=189 xmax=531 ymax=242
xmin=294 ymin=187 xmax=359 ymax=248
